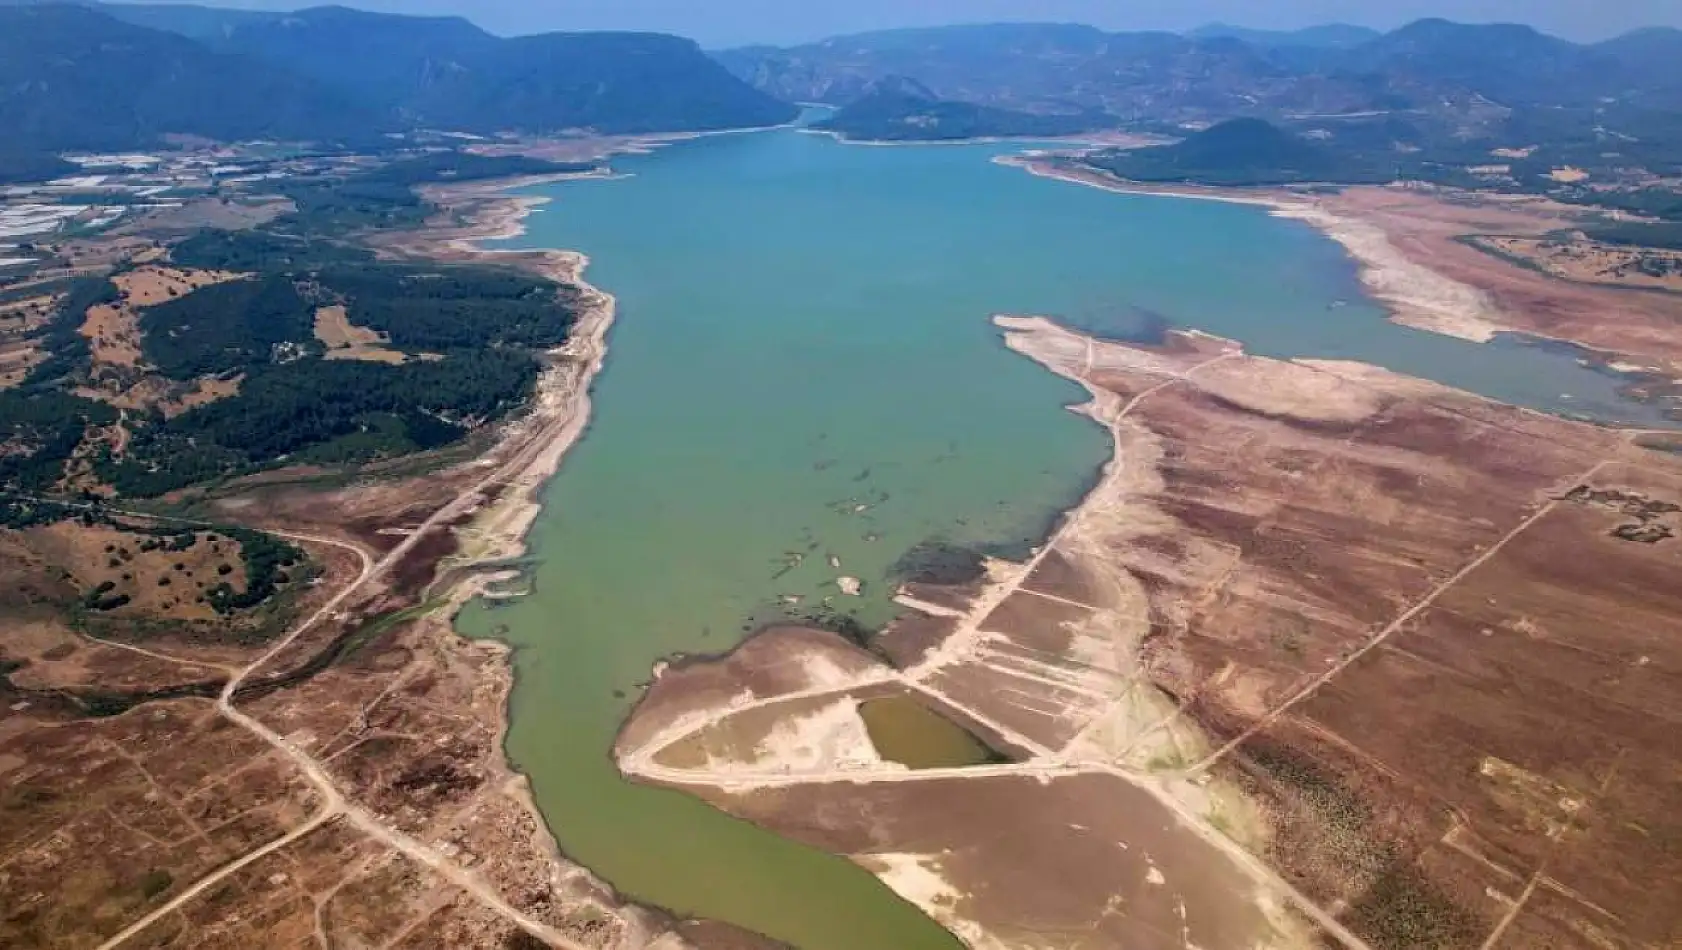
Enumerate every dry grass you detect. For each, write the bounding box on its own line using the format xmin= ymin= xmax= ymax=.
xmin=82 ymin=267 xmax=244 ymax=371
xmin=315 ymin=305 xmax=409 ymax=364
xmin=81 ymin=301 xmax=143 ymax=367
xmin=0 ymin=341 xmax=42 ymax=389
xmin=1474 ymin=235 xmax=1682 ymax=293
xmin=162 ymin=373 xmax=245 ymax=417
xmin=114 ymin=266 xmax=244 ymax=308
xmin=1 ymin=293 xmax=60 ymax=389
xmin=27 ymin=522 xmax=250 ymax=624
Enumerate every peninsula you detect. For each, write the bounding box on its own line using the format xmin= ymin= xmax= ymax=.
xmin=5 ymin=5 xmax=1682 ymax=950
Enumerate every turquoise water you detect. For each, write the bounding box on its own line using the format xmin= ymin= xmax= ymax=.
xmin=458 ymin=127 xmax=1663 ymax=948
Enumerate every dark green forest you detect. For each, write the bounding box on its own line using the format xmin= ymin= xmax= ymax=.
xmin=816 ymin=83 xmax=1110 ymax=142
xmin=1089 ymin=118 xmax=1387 ymax=186
xmin=1088 ymin=116 xmax=1682 ymax=222
xmin=0 ymin=154 xmax=582 ymax=498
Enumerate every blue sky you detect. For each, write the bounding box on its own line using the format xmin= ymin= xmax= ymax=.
xmin=120 ymin=0 xmax=1682 ymax=45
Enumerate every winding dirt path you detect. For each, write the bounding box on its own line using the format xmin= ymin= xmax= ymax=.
xmin=88 ymin=269 xmax=617 ymax=950
xmin=620 ymin=347 xmax=1377 ymax=950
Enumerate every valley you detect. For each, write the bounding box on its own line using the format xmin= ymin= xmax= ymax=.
xmin=2 ymin=3 xmax=1682 ymax=949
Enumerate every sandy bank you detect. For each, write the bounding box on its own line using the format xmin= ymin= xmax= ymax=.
xmin=806 ymin=128 xmax=1168 ymax=149
xmin=1000 ymin=155 xmax=1510 ymax=343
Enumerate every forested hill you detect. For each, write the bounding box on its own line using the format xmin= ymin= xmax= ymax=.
xmin=1087 ymin=118 xmax=1380 ymax=186
xmin=155 ymin=5 xmax=798 ymax=135
xmin=0 ymin=1 xmax=796 ymax=162
xmin=0 ymin=4 xmax=385 ymax=152
xmin=814 ymin=78 xmax=1109 ymax=142
xmin=0 ymin=152 xmax=600 ymax=498
xmin=718 ymin=19 xmax=1682 ymax=134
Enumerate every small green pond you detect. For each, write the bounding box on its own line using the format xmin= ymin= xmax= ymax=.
xmin=859 ymin=695 xmax=1006 ymax=769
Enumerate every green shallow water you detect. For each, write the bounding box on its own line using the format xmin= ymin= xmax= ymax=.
xmin=858 ymin=696 xmax=1003 ymax=769
xmin=457 ymin=127 xmax=1667 ymax=948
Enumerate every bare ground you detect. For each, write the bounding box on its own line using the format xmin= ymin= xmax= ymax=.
xmin=1009 ymin=157 xmax=1682 ymax=373
xmin=0 ymin=165 xmax=747 ymax=948
xmin=617 ymin=318 xmax=1682 ymax=950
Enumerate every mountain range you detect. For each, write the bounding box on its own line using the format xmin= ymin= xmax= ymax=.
xmin=718 ymin=19 xmax=1682 ymax=130
xmin=0 ymin=1 xmax=796 ymax=165
xmin=4 ymin=1 xmax=1682 ymax=185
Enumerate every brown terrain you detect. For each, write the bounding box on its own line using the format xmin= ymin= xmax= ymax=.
xmin=1013 ymin=156 xmax=1682 ymax=376
xmin=0 ymin=165 xmax=764 ymax=949
xmin=314 ymin=305 xmax=415 ymax=364
xmin=0 ymin=290 xmax=56 ymax=388
xmin=1318 ymin=187 xmax=1682 ymax=370
xmin=1471 ymin=235 xmax=1682 ymax=295
xmin=618 ymin=316 xmax=1682 ymax=949
xmin=13 ymin=136 xmax=1682 ymax=950
xmin=74 ymin=265 xmax=250 ymax=418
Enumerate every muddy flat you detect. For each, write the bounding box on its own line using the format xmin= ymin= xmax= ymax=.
xmin=620 ymin=317 xmax=1682 ymax=949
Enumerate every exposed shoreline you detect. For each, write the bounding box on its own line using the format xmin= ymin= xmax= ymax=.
xmin=378 ymin=167 xmax=650 ymax=921
xmin=609 ymin=318 xmax=1387 ymax=949
xmin=806 ymin=127 xmax=1168 ymax=150
xmin=998 ymin=154 xmax=1512 ymax=344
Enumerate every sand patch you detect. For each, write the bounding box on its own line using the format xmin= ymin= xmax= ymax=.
xmin=80 ymin=301 xmax=143 ymax=368
xmin=164 ymin=373 xmax=244 ymax=417
xmin=1269 ymin=201 xmax=1509 ymax=343
xmin=315 ymin=304 xmax=413 ymax=364
xmin=1193 ymin=357 xmax=1385 ymax=424
xmin=113 ymin=265 xmax=244 ymax=308
xmin=85 ymin=266 xmax=246 ymax=369
xmin=752 ymin=698 xmax=887 ymax=773
xmin=0 ymin=341 xmax=41 ymax=390
xmin=1004 ymin=159 xmax=1514 ymax=344
xmin=859 ymin=854 xmax=1008 ymax=950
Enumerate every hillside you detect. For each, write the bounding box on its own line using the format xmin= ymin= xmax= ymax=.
xmin=719 ymin=19 xmax=1678 ymax=130
xmin=0 ymin=4 xmax=385 ymax=152
xmin=1350 ymin=18 xmax=1622 ymax=108
xmin=1088 ymin=118 xmax=1383 ymax=186
xmin=0 ymin=2 xmax=795 ymax=166
xmin=1188 ymin=22 xmax=1381 ymax=49
xmin=401 ymin=31 xmax=796 ymax=134
xmin=814 ymin=77 xmax=1107 ymax=142
xmin=0 ymin=151 xmax=602 ymax=498
xmin=129 ymin=4 xmax=799 ymax=134
xmin=192 ymin=5 xmax=499 ymax=109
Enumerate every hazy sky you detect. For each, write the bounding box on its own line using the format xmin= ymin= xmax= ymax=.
xmin=125 ymin=0 xmax=1682 ymax=45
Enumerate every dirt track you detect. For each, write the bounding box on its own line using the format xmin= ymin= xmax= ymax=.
xmin=619 ymin=317 xmax=1682 ymax=950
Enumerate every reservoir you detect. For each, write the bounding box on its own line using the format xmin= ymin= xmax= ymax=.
xmin=456 ymin=126 xmax=1663 ymax=948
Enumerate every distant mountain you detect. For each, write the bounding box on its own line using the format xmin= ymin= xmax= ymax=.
xmin=1189 ymin=23 xmax=1380 ymax=49
xmin=719 ymin=18 xmax=1678 ymax=126
xmin=403 ymin=31 xmax=796 ymax=134
xmin=0 ymin=1 xmax=797 ymax=166
xmin=147 ymin=4 xmax=797 ymax=134
xmin=96 ymin=0 xmax=284 ymax=40
xmin=0 ymin=4 xmax=385 ymax=152
xmin=1349 ymin=18 xmax=1623 ymax=108
xmin=1597 ymin=25 xmax=1682 ymax=65
xmin=814 ymin=76 xmax=1108 ymax=142
xmin=718 ymin=23 xmax=1370 ymax=121
xmin=194 ymin=5 xmax=498 ymax=108
xmin=1595 ymin=27 xmax=1682 ymax=99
